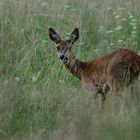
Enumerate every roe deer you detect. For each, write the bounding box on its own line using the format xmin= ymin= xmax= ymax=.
xmin=49 ymin=28 xmax=140 ymax=108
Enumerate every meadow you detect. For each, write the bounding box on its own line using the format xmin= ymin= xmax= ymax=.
xmin=0 ymin=0 xmax=140 ymax=139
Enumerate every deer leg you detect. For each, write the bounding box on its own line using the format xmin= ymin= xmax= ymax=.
xmin=98 ymin=93 xmax=106 ymax=110
xmin=111 ymin=81 xmax=125 ymax=109
xmin=92 ymin=93 xmax=99 ymax=109
xmin=85 ymin=82 xmax=108 ymax=110
xmin=95 ymin=84 xmax=109 ymax=110
xmin=92 ymin=93 xmax=106 ymax=111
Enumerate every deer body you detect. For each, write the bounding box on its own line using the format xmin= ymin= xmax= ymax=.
xmin=49 ymin=28 xmax=140 ymax=107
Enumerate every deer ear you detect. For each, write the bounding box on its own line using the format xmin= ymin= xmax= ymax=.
xmin=68 ymin=28 xmax=79 ymax=44
xmin=49 ymin=28 xmax=61 ymax=44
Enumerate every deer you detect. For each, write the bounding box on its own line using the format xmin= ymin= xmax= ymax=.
xmin=48 ymin=28 xmax=140 ymax=109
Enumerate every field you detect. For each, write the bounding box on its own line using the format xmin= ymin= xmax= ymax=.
xmin=0 ymin=0 xmax=140 ymax=139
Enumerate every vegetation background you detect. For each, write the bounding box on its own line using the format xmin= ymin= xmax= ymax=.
xmin=0 ymin=0 xmax=140 ymax=139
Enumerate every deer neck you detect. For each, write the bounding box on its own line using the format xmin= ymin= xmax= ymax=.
xmin=63 ymin=52 xmax=86 ymax=80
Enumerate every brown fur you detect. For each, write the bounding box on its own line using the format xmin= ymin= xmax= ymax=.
xmin=49 ymin=28 xmax=140 ymax=108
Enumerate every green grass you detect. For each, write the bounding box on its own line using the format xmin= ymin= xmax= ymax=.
xmin=0 ymin=0 xmax=140 ymax=139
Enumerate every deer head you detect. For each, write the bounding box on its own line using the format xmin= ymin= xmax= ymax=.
xmin=49 ymin=28 xmax=79 ymax=63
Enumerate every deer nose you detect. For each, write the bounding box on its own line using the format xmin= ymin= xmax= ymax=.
xmin=59 ymin=54 xmax=65 ymax=60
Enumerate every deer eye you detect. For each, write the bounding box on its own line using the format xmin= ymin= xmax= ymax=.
xmin=57 ymin=46 xmax=60 ymax=51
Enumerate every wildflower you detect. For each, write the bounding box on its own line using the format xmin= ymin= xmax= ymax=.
xmin=129 ymin=22 xmax=136 ymax=26
xmin=114 ymin=25 xmax=123 ymax=31
xmin=107 ymin=7 xmax=112 ymax=11
xmin=42 ymin=40 xmax=48 ymax=43
xmin=107 ymin=30 xmax=113 ymax=34
xmin=131 ymin=19 xmax=137 ymax=22
xmin=31 ymin=91 xmax=39 ymax=97
xmin=66 ymin=32 xmax=71 ymax=36
xmin=121 ymin=18 xmax=127 ymax=22
xmin=70 ymin=9 xmax=76 ymax=12
xmin=128 ymin=12 xmax=133 ymax=19
xmin=15 ymin=77 xmax=20 ymax=81
xmin=64 ymin=5 xmax=70 ymax=9
xmin=57 ymin=14 xmax=64 ymax=18
xmin=78 ymin=42 xmax=85 ymax=46
xmin=32 ymin=76 xmax=37 ymax=82
xmin=131 ymin=34 xmax=136 ymax=38
xmin=133 ymin=26 xmax=137 ymax=30
xmin=41 ymin=2 xmax=47 ymax=7
xmin=115 ymin=15 xmax=121 ymax=19
xmin=98 ymin=26 xmax=104 ymax=32
xmin=129 ymin=15 xmax=134 ymax=19
xmin=118 ymin=40 xmax=123 ymax=43
xmin=110 ymin=43 xmax=114 ymax=46
xmin=131 ymin=31 xmax=137 ymax=35
xmin=93 ymin=49 xmax=100 ymax=53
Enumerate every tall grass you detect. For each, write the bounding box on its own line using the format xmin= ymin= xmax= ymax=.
xmin=0 ymin=0 xmax=140 ymax=139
